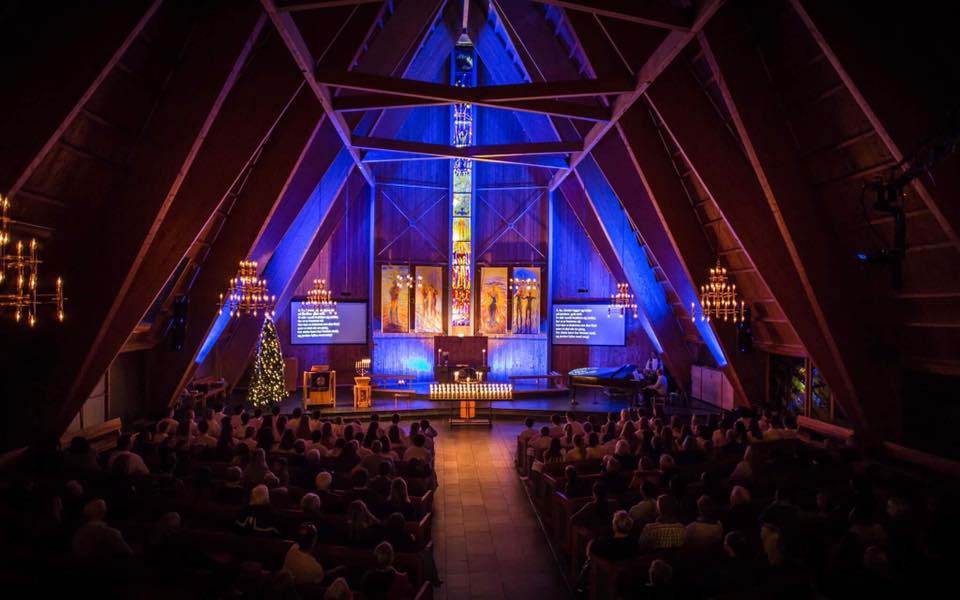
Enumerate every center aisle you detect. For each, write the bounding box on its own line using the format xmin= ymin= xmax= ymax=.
xmin=432 ymin=421 xmax=569 ymax=600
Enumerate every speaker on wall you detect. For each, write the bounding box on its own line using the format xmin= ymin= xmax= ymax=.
xmin=736 ymin=307 xmax=753 ymax=354
xmin=169 ymin=295 xmax=189 ymax=352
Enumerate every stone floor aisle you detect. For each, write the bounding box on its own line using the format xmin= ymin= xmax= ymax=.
xmin=430 ymin=421 xmax=570 ymax=600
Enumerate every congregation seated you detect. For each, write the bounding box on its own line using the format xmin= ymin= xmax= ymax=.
xmin=514 ymin=406 xmax=953 ymax=598
xmin=0 ymin=403 xmax=439 ymax=597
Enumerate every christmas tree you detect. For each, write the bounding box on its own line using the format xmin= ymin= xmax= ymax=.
xmin=248 ymin=315 xmax=286 ymax=407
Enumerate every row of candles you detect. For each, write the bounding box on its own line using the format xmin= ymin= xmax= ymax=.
xmin=429 ymin=383 xmax=512 ymax=399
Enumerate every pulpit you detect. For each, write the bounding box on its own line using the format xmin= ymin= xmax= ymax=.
xmin=303 ymin=366 xmax=336 ymax=408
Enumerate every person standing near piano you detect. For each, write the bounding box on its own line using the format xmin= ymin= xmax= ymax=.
xmin=643 ymin=352 xmax=662 ymax=377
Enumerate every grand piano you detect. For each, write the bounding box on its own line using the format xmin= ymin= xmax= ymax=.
xmin=568 ymin=364 xmax=647 ymax=401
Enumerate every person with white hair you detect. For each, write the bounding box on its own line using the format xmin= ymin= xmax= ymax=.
xmin=72 ymin=498 xmax=133 ymax=558
xmin=587 ymin=510 xmax=638 ymax=561
xmin=234 ymin=484 xmax=280 ymax=536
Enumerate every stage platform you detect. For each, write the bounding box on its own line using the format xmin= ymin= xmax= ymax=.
xmin=231 ymin=383 xmax=722 ymax=424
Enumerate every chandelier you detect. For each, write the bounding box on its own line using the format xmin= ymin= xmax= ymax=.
xmin=0 ymin=196 xmax=65 ymax=326
xmin=303 ymin=278 xmax=335 ymax=313
xmin=509 ymin=276 xmax=538 ymax=296
xmin=691 ymin=259 xmax=746 ymax=323
xmin=608 ymin=282 xmax=638 ymax=318
xmin=219 ymin=260 xmax=275 ymax=318
xmin=394 ymin=271 xmax=414 ymax=289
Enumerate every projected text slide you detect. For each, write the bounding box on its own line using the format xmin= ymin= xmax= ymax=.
xmin=552 ymin=304 xmax=625 ymax=346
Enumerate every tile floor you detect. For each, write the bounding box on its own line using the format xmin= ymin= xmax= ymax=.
xmin=431 ymin=421 xmax=570 ymax=600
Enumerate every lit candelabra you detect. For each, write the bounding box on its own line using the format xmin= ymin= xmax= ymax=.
xmin=510 ymin=276 xmax=539 ymax=296
xmin=219 ymin=260 xmax=275 ymax=318
xmin=304 ymin=278 xmax=335 ymax=313
xmin=429 ymin=382 xmax=512 ymax=400
xmin=0 ymin=196 xmax=65 ymax=326
xmin=394 ymin=271 xmax=414 ymax=289
xmin=355 ymin=358 xmax=371 ymax=376
xmin=608 ymin=282 xmax=638 ymax=318
xmin=690 ymin=259 xmax=746 ymax=323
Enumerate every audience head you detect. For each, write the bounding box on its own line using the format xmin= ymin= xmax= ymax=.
xmin=374 ymin=541 xmax=395 ymax=566
xmin=612 ymin=510 xmax=634 ymax=536
xmin=324 ymin=578 xmax=351 ymax=600
xmin=641 ymin=480 xmax=657 ymax=500
xmin=389 ymin=477 xmax=409 ymax=502
xmin=696 ymin=495 xmax=717 ymax=521
xmin=250 ymin=484 xmax=270 ymax=506
xmin=614 ymin=440 xmax=630 ymax=456
xmin=83 ymin=498 xmax=108 ymax=522
xmin=540 ymin=426 xmax=550 ymax=437
xmin=656 ymin=494 xmax=679 ymax=521
xmin=352 ymin=468 xmax=369 ymax=488
xmin=730 ymin=485 xmax=751 ymax=507
xmin=296 ymin=522 xmax=318 ymax=551
xmin=639 ymin=456 xmax=655 ymax=471
xmin=659 ymin=454 xmax=675 ymax=471
xmin=649 ymin=559 xmax=673 ymax=587
xmin=412 ymin=433 xmax=426 ymax=448
xmin=315 ymin=471 xmax=333 ymax=492
xmin=116 ymin=433 xmax=132 ymax=451
xmin=300 ymin=493 xmax=322 ymax=514
xmin=525 ymin=417 xmax=535 ymax=429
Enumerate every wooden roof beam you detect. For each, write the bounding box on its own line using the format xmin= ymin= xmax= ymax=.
xmin=699 ymin=5 xmax=900 ymax=437
xmin=261 ymin=0 xmax=375 ymax=185
xmin=531 ymin=0 xmax=693 ymax=32
xmin=42 ymin=5 xmax=269 ymax=437
xmin=548 ymin=0 xmax=723 ymax=191
xmin=790 ymin=0 xmax=960 ymax=254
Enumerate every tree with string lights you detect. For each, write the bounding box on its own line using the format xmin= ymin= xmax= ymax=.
xmin=248 ymin=315 xmax=286 ymax=407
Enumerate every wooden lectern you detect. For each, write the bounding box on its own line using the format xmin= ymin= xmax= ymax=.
xmin=303 ymin=366 xmax=336 ymax=408
xmin=353 ymin=376 xmax=372 ymax=408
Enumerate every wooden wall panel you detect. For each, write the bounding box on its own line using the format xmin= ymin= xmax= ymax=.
xmin=489 ymin=336 xmax=549 ymax=379
xmin=372 ymin=335 xmax=436 ymax=381
xmin=551 ymin=188 xmax=617 ymax=300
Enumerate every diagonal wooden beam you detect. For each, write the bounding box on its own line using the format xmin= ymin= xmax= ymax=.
xmin=646 ymin=60 xmax=881 ymax=432
xmin=210 ymin=1 xmax=449 ymax=389
xmin=789 ymin=0 xmax=960 ymax=253
xmin=699 ymin=6 xmax=899 ymax=436
xmin=483 ymin=0 xmax=695 ymax=388
xmin=146 ymin=87 xmax=326 ymax=410
xmin=617 ymin=104 xmax=767 ymax=406
xmin=531 ymin=0 xmax=693 ymax=31
xmin=43 ymin=5 xmax=268 ymax=435
xmin=4 ymin=0 xmax=163 ymax=202
xmin=563 ymin=2 xmax=757 ymax=403
xmin=278 ymin=0 xmax=385 ymax=10
xmin=547 ymin=0 xmax=723 ymax=191
xmin=261 ymin=0 xmax=375 ymax=185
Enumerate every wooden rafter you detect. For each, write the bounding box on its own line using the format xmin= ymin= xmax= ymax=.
xmin=698 ymin=7 xmax=900 ymax=436
xmin=5 ymin=0 xmax=164 ymax=201
xmin=260 ymin=0 xmax=375 ymax=185
xmin=353 ymin=136 xmax=578 ymax=163
xmin=548 ymin=0 xmax=723 ymax=191
xmin=278 ymin=0 xmax=385 ymax=10
xmin=532 ymin=0 xmax=692 ymax=31
xmin=324 ymin=70 xmax=618 ymax=120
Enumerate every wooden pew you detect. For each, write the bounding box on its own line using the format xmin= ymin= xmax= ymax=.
xmin=59 ymin=417 xmax=122 ymax=455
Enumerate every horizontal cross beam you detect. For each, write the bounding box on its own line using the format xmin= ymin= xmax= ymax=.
xmin=355 ymin=135 xmax=573 ymax=169
xmin=323 ymin=70 xmax=618 ymax=120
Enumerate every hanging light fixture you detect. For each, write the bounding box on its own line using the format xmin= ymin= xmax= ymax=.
xmin=303 ymin=278 xmax=336 ymax=313
xmin=691 ymin=259 xmax=746 ymax=323
xmin=0 ymin=195 xmax=65 ymax=326
xmin=509 ymin=275 xmax=538 ymax=296
xmin=394 ymin=270 xmax=414 ymax=289
xmin=608 ymin=282 xmax=638 ymax=318
xmin=219 ymin=259 xmax=275 ymax=318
